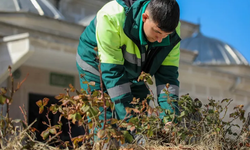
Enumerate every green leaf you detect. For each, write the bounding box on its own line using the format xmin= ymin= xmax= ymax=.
xmin=122 ymin=130 xmax=134 ymax=143
xmin=89 ymin=107 xmax=99 ymax=117
xmin=50 ymin=104 xmax=58 ymax=114
xmin=81 ymin=105 xmax=90 ymax=113
xmin=72 ymin=136 xmax=84 ymax=148
xmin=221 ymin=98 xmax=230 ymax=103
xmin=147 ymin=128 xmax=153 ymax=137
xmin=179 ymin=111 xmax=186 ymax=118
xmin=49 ymin=128 xmax=57 ymax=134
xmin=216 ymin=128 xmax=220 ymax=132
xmin=0 ymin=95 xmax=6 ymax=105
xmin=111 ymin=118 xmax=118 ymax=125
xmin=182 ymin=106 xmax=190 ymax=112
xmin=0 ymin=88 xmax=7 ymax=94
xmin=69 ymin=113 xmax=77 ymax=124
xmin=163 ymin=116 xmax=171 ymax=124
xmin=120 ymin=122 xmax=129 ymax=128
xmin=181 ymin=133 xmax=186 ymax=140
xmin=126 ymin=125 xmax=132 ymax=130
xmin=76 ymin=112 xmax=82 ymax=121
xmin=146 ymin=78 xmax=153 ymax=85
xmin=41 ymin=129 xmax=50 ymax=140
xmin=129 ymin=117 xmax=139 ymax=124
xmin=92 ymin=90 xmax=99 ymax=97
xmin=88 ymin=122 xmax=93 ymax=129
xmin=39 ymin=106 xmax=44 ymax=114
xmin=58 ymin=106 xmax=63 ymax=113
xmin=208 ymin=109 xmax=214 ymax=114
xmin=82 ymin=81 xmax=89 ymax=84
xmin=0 ymin=120 xmax=5 ymax=127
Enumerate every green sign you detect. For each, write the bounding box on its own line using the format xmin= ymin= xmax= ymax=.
xmin=50 ymin=72 xmax=75 ymax=87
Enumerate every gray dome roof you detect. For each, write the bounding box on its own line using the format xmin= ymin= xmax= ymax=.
xmin=180 ymin=32 xmax=249 ymax=65
xmin=0 ymin=0 xmax=64 ymax=20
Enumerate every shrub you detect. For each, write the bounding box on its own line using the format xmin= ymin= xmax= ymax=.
xmin=1 ymin=66 xmax=250 ymax=150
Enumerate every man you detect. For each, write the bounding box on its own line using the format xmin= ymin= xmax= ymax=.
xmin=76 ymin=0 xmax=180 ymax=127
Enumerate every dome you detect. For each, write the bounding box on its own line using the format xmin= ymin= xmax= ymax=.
xmin=180 ymin=32 xmax=249 ymax=65
xmin=0 ymin=0 xmax=64 ymax=20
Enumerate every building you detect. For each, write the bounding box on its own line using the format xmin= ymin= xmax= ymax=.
xmin=0 ymin=0 xmax=249 ymax=132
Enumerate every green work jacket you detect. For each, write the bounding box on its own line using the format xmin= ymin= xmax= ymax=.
xmin=76 ymin=0 xmax=181 ymax=119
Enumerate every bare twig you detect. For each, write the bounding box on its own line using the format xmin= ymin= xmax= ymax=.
xmin=44 ymin=131 xmax=62 ymax=145
xmin=98 ymin=61 xmax=107 ymax=130
xmin=19 ymin=105 xmax=28 ymax=127
xmin=7 ymin=66 xmax=13 ymax=121
xmin=67 ymin=120 xmax=75 ymax=149
xmin=15 ymin=73 xmax=29 ymax=92
xmin=143 ymin=79 xmax=156 ymax=109
xmin=46 ymin=109 xmax=52 ymax=127
xmin=117 ymin=114 xmax=132 ymax=128
xmin=221 ymin=99 xmax=233 ymax=120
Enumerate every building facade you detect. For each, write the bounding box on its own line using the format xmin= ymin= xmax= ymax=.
xmin=0 ymin=0 xmax=249 ymax=129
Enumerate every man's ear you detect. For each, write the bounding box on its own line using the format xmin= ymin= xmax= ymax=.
xmin=142 ymin=12 xmax=149 ymax=22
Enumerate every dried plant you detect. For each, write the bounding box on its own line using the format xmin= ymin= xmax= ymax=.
xmin=1 ymin=61 xmax=250 ymax=150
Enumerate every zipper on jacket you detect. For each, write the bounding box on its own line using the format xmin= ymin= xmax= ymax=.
xmin=143 ymin=46 xmax=162 ymax=73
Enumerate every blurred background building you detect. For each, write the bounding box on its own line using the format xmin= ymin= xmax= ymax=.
xmin=0 ymin=0 xmax=249 ymax=136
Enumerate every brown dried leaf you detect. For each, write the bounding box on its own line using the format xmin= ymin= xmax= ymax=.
xmin=16 ymin=73 xmax=29 ymax=90
xmin=125 ymin=107 xmax=132 ymax=114
xmin=55 ymin=94 xmax=65 ymax=100
xmin=69 ymin=84 xmax=75 ymax=92
xmin=62 ymin=99 xmax=70 ymax=106
xmin=88 ymin=81 xmax=95 ymax=86
xmin=36 ymin=100 xmax=43 ymax=107
xmin=166 ymin=83 xmax=170 ymax=89
xmin=43 ymin=98 xmax=49 ymax=106
xmin=93 ymin=47 xmax=98 ymax=51
xmin=97 ymin=129 xmax=106 ymax=139
xmin=130 ymin=97 xmax=140 ymax=104
xmin=38 ymin=106 xmax=44 ymax=114
xmin=132 ymin=108 xmax=140 ymax=114
xmin=147 ymin=106 xmax=153 ymax=115
xmin=73 ymin=95 xmax=80 ymax=100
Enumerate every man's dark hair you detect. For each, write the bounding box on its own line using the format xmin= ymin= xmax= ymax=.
xmin=147 ymin=0 xmax=180 ymax=32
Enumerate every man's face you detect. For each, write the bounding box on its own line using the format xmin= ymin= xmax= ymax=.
xmin=142 ymin=10 xmax=172 ymax=43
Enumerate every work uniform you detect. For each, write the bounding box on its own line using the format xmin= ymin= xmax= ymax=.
xmin=76 ymin=0 xmax=181 ymax=122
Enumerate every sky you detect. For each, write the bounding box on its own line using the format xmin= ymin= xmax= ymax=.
xmin=176 ymin=0 xmax=250 ymax=62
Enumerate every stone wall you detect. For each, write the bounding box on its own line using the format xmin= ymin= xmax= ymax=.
xmin=9 ymin=65 xmax=80 ymax=120
xmin=179 ymin=62 xmax=250 ymax=124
